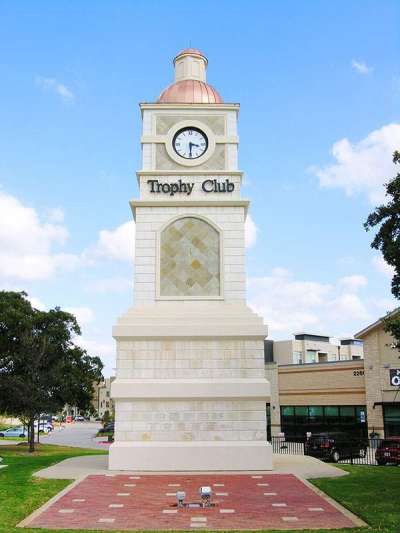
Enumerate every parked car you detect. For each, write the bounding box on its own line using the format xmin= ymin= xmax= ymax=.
xmin=0 ymin=427 xmax=27 ymax=438
xmin=375 ymin=437 xmax=400 ymax=465
xmin=98 ymin=422 xmax=114 ymax=435
xmin=34 ymin=421 xmax=53 ymax=433
xmin=305 ymin=432 xmax=367 ymax=462
xmin=74 ymin=415 xmax=85 ymax=422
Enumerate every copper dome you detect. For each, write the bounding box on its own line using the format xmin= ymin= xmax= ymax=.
xmin=157 ymin=48 xmax=223 ymax=104
xmin=158 ymin=79 xmax=223 ymax=104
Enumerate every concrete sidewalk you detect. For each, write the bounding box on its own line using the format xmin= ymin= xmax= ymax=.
xmin=33 ymin=453 xmax=347 ymax=480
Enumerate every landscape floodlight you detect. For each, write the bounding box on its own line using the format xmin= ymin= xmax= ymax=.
xmin=176 ymin=491 xmax=186 ymax=507
xmin=199 ymin=486 xmax=212 ymax=507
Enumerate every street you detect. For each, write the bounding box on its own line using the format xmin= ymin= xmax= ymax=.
xmin=40 ymin=422 xmax=107 ymax=449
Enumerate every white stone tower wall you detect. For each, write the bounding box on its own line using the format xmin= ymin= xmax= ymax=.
xmin=109 ymin=49 xmax=272 ymax=471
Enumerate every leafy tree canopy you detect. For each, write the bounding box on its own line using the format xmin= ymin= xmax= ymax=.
xmin=365 ymin=151 xmax=400 ymax=347
xmin=0 ymin=291 xmax=103 ymax=450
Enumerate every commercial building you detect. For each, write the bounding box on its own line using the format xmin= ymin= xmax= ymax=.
xmin=273 ymin=333 xmax=363 ymax=365
xmin=356 ymin=312 xmax=400 ymax=438
xmin=266 ymin=317 xmax=400 ymax=440
xmin=94 ymin=378 xmax=115 ymax=419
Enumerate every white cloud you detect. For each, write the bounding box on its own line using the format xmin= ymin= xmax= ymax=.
xmin=35 ymin=76 xmax=74 ymax=101
xmin=45 ymin=207 xmax=65 ymax=223
xmin=0 ymin=190 xmax=79 ymax=281
xmin=245 ymin=214 xmax=258 ymax=248
xmin=313 ymin=123 xmax=400 ymax=204
xmin=351 ymin=59 xmax=373 ymax=75
xmin=338 ymin=275 xmax=368 ymax=292
xmin=78 ymin=337 xmax=115 ymax=376
xmin=88 ymin=221 xmax=135 ymax=262
xmin=27 ymin=296 xmax=46 ymax=311
xmin=65 ymin=306 xmax=95 ymax=325
xmin=248 ymin=267 xmax=370 ymax=338
xmin=372 ymin=256 xmax=395 ymax=278
xmin=86 ymin=276 xmax=133 ymax=294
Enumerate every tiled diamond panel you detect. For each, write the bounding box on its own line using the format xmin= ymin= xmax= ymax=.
xmin=160 ymin=217 xmax=220 ymax=297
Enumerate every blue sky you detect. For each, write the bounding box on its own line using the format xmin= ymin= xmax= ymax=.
xmin=0 ymin=1 xmax=399 ymax=374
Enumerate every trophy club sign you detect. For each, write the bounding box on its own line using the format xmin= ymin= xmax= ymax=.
xmin=147 ymin=178 xmax=235 ymax=196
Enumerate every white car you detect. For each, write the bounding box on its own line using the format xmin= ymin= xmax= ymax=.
xmin=34 ymin=421 xmax=53 ymax=433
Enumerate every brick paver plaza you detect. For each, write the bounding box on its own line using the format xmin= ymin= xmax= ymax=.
xmin=24 ymin=473 xmax=359 ymax=530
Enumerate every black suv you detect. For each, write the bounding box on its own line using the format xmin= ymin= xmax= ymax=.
xmin=304 ymin=432 xmax=367 ymax=462
xmin=98 ymin=422 xmax=114 ymax=435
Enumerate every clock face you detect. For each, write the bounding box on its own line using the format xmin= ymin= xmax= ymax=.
xmin=173 ymin=127 xmax=208 ymax=159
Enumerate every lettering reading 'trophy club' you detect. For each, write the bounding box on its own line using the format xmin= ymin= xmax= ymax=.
xmin=147 ymin=179 xmax=235 ymax=196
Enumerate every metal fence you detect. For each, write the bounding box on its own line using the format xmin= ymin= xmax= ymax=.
xmin=271 ymin=436 xmax=398 ymax=466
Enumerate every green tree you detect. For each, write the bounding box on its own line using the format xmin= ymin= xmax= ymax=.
xmin=0 ymin=291 xmax=103 ymax=451
xmin=365 ymin=150 xmax=400 ymax=346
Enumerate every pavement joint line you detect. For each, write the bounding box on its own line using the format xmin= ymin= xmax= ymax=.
xmin=264 ymin=492 xmax=277 ymax=496
xmin=272 ymin=503 xmax=287 ymax=507
xmin=109 ymin=504 xmax=124 ymax=508
xmin=220 ymin=509 xmax=235 ymax=513
xmin=58 ymin=509 xmax=74 ymax=513
xmin=98 ymin=518 xmax=115 ymax=523
xmin=116 ymin=492 xmax=130 ymax=496
xmin=191 ymin=517 xmax=207 ymax=522
xmin=282 ymin=517 xmax=299 ymax=522
xmin=162 ymin=509 xmax=177 ymax=514
xmin=72 ymin=499 xmax=85 ymax=502
xmin=308 ymin=507 xmax=324 ymax=511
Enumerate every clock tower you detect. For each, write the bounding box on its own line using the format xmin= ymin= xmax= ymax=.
xmin=109 ymin=49 xmax=272 ymax=471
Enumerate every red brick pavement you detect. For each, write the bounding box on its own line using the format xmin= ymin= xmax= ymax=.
xmin=26 ymin=473 xmax=356 ymax=530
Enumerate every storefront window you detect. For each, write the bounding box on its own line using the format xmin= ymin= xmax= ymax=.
xmin=383 ymin=405 xmax=400 ymax=437
xmin=325 ymin=406 xmax=338 ymax=417
xmin=280 ymin=404 xmax=367 ymax=440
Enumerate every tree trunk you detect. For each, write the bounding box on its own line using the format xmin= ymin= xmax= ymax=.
xmin=29 ymin=417 xmax=35 ymax=452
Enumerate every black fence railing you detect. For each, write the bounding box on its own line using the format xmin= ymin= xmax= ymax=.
xmin=271 ymin=436 xmax=400 ymax=466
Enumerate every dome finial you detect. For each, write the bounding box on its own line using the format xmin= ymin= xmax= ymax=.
xmin=157 ymin=48 xmax=222 ymax=104
xmin=173 ymin=48 xmax=208 ymax=83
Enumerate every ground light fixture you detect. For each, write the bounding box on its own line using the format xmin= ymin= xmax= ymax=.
xmin=176 ymin=490 xmax=186 ymax=507
xmin=199 ymin=486 xmax=212 ymax=507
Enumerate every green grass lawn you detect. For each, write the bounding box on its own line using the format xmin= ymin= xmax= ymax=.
xmin=0 ymin=443 xmax=399 ymax=533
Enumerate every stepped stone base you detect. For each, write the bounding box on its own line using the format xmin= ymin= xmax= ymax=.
xmin=108 ymin=441 xmax=273 ymax=471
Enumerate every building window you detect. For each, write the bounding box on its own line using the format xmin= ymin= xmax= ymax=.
xmin=305 ymin=350 xmax=317 ymax=364
xmin=293 ymin=351 xmax=303 ymax=364
xmin=383 ymin=405 xmax=400 ymax=437
xmin=280 ymin=405 xmax=367 ymax=440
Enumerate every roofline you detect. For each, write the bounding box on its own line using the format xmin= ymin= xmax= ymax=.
xmin=355 ymin=308 xmax=400 ymax=338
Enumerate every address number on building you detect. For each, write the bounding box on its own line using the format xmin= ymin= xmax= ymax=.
xmin=390 ymin=369 xmax=400 ymax=387
xmin=353 ymin=370 xmax=364 ymax=376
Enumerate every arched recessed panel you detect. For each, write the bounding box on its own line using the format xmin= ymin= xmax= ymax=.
xmin=160 ymin=217 xmax=220 ymax=297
